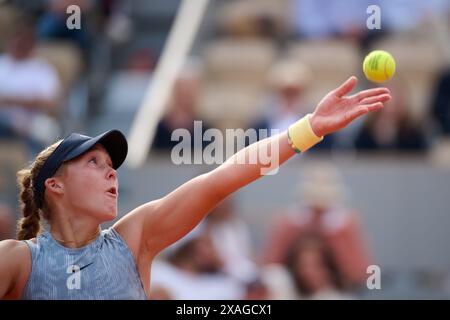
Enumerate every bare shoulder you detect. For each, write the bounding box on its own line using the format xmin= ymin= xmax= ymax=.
xmin=0 ymin=239 xmax=30 ymax=258
xmin=0 ymin=239 xmax=32 ymax=299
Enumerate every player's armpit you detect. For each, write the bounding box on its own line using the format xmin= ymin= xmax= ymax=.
xmin=114 ymin=171 xmax=224 ymax=259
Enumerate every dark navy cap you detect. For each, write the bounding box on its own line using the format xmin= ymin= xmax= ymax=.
xmin=33 ymin=129 xmax=128 ymax=208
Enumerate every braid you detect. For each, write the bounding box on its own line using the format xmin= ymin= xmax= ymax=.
xmin=17 ymin=169 xmax=41 ymax=240
xmin=16 ymin=140 xmax=62 ymax=240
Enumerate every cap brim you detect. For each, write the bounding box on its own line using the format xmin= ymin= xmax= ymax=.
xmin=63 ymin=130 xmax=128 ymax=169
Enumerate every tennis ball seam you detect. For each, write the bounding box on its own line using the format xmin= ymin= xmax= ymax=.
xmin=363 ymin=50 xmax=395 ymax=83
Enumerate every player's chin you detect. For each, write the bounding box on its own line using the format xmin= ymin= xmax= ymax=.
xmin=100 ymin=204 xmax=117 ymax=221
xmin=102 ymin=212 xmax=117 ymax=223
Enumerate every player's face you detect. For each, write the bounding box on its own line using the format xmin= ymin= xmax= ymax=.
xmin=61 ymin=144 xmax=118 ymax=222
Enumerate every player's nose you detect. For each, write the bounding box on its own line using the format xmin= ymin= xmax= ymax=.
xmin=107 ymin=167 xmax=117 ymax=180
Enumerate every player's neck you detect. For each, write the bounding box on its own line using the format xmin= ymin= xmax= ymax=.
xmin=49 ymin=213 xmax=101 ymax=248
xmin=51 ymin=228 xmax=100 ymax=248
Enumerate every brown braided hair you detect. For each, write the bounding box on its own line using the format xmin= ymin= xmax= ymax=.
xmin=16 ymin=140 xmax=62 ymax=240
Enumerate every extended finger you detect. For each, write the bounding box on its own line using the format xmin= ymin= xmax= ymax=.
xmin=334 ymin=76 xmax=358 ymax=98
xmin=360 ymin=101 xmax=385 ymax=112
xmin=346 ymin=102 xmax=383 ymax=122
xmin=359 ymin=94 xmax=391 ymax=105
xmin=349 ymin=87 xmax=390 ymax=102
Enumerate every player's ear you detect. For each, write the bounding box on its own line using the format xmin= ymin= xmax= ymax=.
xmin=44 ymin=177 xmax=64 ymax=195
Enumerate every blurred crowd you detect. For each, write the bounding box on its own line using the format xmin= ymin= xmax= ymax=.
xmin=1 ymin=0 xmax=449 ymax=157
xmin=151 ymin=163 xmax=372 ymax=300
xmin=1 ymin=0 xmax=450 ymax=299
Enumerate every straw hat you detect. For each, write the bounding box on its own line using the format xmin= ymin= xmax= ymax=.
xmin=268 ymin=60 xmax=312 ymax=90
xmin=296 ymin=163 xmax=348 ymax=208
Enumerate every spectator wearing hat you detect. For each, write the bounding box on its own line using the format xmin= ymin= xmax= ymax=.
xmin=261 ymin=163 xmax=372 ymax=290
xmin=250 ymin=59 xmax=334 ymax=149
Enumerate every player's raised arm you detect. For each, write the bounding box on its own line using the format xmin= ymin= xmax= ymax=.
xmin=115 ymin=76 xmax=391 ymax=259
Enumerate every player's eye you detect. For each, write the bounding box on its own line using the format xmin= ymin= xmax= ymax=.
xmin=89 ymin=157 xmax=97 ymax=164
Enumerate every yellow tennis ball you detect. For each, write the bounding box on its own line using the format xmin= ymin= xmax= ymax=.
xmin=363 ymin=50 xmax=396 ymax=83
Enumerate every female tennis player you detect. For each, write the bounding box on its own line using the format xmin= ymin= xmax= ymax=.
xmin=0 ymin=76 xmax=390 ymax=299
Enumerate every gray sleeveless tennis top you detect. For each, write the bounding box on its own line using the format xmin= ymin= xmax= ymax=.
xmin=21 ymin=227 xmax=147 ymax=300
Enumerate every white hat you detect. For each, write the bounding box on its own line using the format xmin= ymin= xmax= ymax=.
xmin=296 ymin=163 xmax=348 ymax=208
xmin=268 ymin=60 xmax=312 ymax=89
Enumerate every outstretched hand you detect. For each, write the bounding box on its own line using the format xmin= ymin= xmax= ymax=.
xmin=309 ymin=76 xmax=391 ymax=137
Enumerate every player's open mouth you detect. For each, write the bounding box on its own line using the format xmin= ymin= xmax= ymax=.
xmin=106 ymin=187 xmax=118 ymax=198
